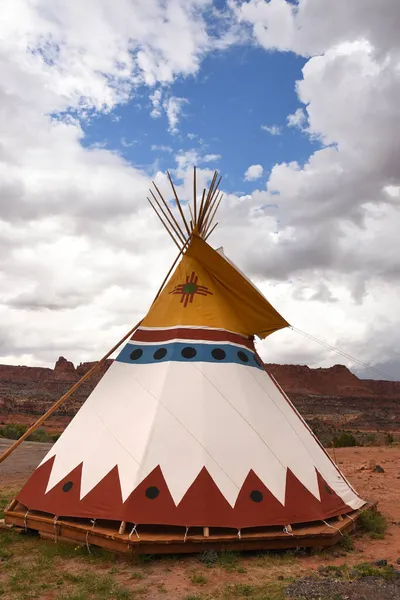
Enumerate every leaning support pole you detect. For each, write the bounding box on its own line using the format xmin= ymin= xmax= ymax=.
xmin=0 ymin=240 xmax=190 ymax=466
xmin=0 ymin=319 xmax=142 ymax=466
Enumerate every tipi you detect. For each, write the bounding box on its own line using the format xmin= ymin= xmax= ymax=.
xmin=3 ymin=170 xmax=366 ymax=552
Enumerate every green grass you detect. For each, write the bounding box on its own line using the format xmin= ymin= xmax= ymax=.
xmin=318 ymin=562 xmax=396 ymax=581
xmin=254 ymin=550 xmax=297 ymax=568
xmin=190 ymin=572 xmax=208 ymax=585
xmin=338 ymin=532 xmax=354 ymax=551
xmin=198 ymin=550 xmax=245 ymax=572
xmin=351 ymin=562 xmax=395 ymax=580
xmin=131 ymin=571 xmax=145 ymax=580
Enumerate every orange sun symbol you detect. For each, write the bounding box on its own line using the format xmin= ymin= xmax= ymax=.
xmin=170 ymin=271 xmax=213 ymax=307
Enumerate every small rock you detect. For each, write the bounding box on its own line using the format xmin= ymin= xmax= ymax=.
xmin=373 ymin=559 xmax=388 ymax=566
xmin=396 ymin=557 xmax=400 ymax=565
xmin=374 ymin=464 xmax=385 ymax=473
xmin=278 ymin=575 xmax=284 ymax=580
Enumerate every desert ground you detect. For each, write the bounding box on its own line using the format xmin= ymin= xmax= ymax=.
xmin=0 ymin=440 xmax=399 ymax=600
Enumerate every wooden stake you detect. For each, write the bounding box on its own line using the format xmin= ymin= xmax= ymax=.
xmin=0 ymin=240 xmax=191 ymax=466
xmin=118 ymin=521 xmax=127 ymax=535
xmin=167 ymin=171 xmax=191 ymax=236
xmin=203 ymin=527 xmax=209 ymax=538
xmin=148 ymin=198 xmax=182 ymax=250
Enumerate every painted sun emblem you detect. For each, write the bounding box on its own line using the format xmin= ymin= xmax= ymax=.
xmin=170 ymin=271 xmax=213 ymax=307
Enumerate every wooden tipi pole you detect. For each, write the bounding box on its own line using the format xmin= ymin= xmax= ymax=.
xmin=0 ymin=240 xmax=189 ymax=466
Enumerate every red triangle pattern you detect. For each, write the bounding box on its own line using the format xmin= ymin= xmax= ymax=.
xmin=17 ymin=460 xmax=353 ymax=527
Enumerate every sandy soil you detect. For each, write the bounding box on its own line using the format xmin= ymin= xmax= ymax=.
xmin=1 ymin=441 xmax=399 ymax=600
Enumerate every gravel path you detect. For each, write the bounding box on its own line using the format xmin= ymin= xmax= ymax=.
xmin=0 ymin=438 xmax=52 ymax=485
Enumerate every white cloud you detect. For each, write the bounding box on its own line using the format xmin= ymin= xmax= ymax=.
xmin=261 ymin=124 xmax=282 ymax=135
xmin=163 ymin=95 xmax=189 ymax=134
xmin=121 ymin=137 xmax=136 ymax=148
xmin=174 ymin=150 xmax=221 ymax=175
xmin=150 ymin=89 xmax=188 ymax=134
xmin=0 ymin=0 xmax=237 ymax=366
xmin=150 ymin=89 xmax=163 ymax=118
xmin=244 ymin=164 xmax=264 ymax=181
xmin=234 ymin=0 xmax=400 ymax=57
xmin=287 ymin=108 xmax=306 ymax=129
xmin=2 ymin=0 xmax=400 ymax=381
xmin=151 ymin=145 xmax=173 ymax=153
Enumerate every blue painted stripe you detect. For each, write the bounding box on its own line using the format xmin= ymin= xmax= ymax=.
xmin=116 ymin=341 xmax=263 ymax=370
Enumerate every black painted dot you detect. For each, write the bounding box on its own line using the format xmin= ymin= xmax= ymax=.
xmin=153 ymin=348 xmax=167 ymax=360
xmin=62 ymin=481 xmax=73 ymax=493
xmin=130 ymin=348 xmax=143 ymax=361
xmin=325 ymin=484 xmax=333 ymax=495
xmin=237 ymin=351 xmax=249 ymax=363
xmin=145 ymin=486 xmax=160 ymax=499
xmin=211 ymin=348 xmax=226 ymax=360
xmin=181 ymin=346 xmax=197 ymax=359
xmin=250 ymin=490 xmax=263 ymax=503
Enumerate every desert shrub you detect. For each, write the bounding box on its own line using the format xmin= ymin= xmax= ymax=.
xmin=0 ymin=423 xmax=60 ymax=443
xmin=385 ymin=432 xmax=394 ymax=445
xmin=364 ymin=432 xmax=377 ymax=445
xmin=338 ymin=533 xmax=354 ymax=551
xmin=28 ymin=428 xmax=51 ymax=442
xmin=359 ymin=508 xmax=388 ymax=536
xmin=332 ymin=432 xmax=357 ymax=448
xmin=0 ymin=423 xmax=27 ymax=440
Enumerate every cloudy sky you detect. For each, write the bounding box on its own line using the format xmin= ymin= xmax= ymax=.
xmin=1 ymin=0 xmax=399 ymax=379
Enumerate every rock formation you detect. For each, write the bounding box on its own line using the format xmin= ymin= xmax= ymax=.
xmin=0 ymin=357 xmax=399 ymax=436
